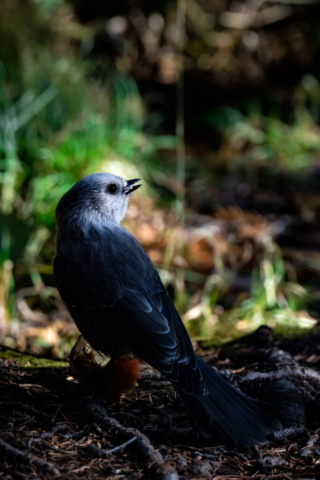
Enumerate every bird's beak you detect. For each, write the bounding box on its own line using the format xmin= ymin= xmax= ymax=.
xmin=123 ymin=178 xmax=142 ymax=195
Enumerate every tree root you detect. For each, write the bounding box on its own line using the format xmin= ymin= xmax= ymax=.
xmin=0 ymin=401 xmax=50 ymax=421
xmin=78 ymin=395 xmax=179 ymax=480
xmin=239 ymin=366 xmax=320 ymax=386
xmin=0 ymin=438 xmax=60 ymax=477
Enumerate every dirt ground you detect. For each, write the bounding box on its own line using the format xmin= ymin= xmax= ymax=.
xmin=1 ymin=326 xmax=320 ymax=480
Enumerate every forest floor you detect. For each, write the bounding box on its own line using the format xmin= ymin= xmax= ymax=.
xmin=1 ymin=326 xmax=320 ymax=480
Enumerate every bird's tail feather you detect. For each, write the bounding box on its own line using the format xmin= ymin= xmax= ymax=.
xmin=178 ymin=357 xmax=281 ymax=446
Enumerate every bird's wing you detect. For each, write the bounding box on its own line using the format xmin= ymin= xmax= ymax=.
xmin=111 ymin=289 xmax=206 ymax=395
xmin=54 ymin=224 xmax=161 ymax=307
xmin=54 ymin=227 xmax=206 ymax=395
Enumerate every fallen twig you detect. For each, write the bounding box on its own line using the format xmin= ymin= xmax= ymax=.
xmin=28 ymin=424 xmax=69 ymax=447
xmin=103 ymin=435 xmax=137 ymax=454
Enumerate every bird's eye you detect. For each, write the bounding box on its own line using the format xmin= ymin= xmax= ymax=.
xmin=106 ymin=183 xmax=117 ymax=195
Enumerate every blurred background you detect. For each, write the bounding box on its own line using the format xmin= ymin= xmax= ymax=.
xmin=1 ymin=0 xmax=320 ymax=359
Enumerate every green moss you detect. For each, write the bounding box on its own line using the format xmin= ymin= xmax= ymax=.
xmin=0 ymin=348 xmax=68 ymax=370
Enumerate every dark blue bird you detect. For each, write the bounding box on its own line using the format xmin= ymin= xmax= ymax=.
xmin=54 ymin=172 xmax=280 ymax=446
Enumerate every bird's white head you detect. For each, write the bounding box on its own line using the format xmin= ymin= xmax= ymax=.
xmin=56 ymin=172 xmax=142 ymax=230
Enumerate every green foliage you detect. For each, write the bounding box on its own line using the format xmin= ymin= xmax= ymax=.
xmin=205 ymin=77 xmax=320 ymax=171
xmin=0 ymin=0 xmax=177 ymax=332
xmin=177 ymin=236 xmax=314 ymax=344
xmin=236 ymin=238 xmax=310 ymax=327
xmin=1 ymin=0 xmax=319 ymax=350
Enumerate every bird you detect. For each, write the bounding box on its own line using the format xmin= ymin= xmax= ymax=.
xmin=54 ymin=172 xmax=281 ymax=446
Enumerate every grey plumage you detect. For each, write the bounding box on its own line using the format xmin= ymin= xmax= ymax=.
xmin=54 ymin=172 xmax=281 ymax=446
